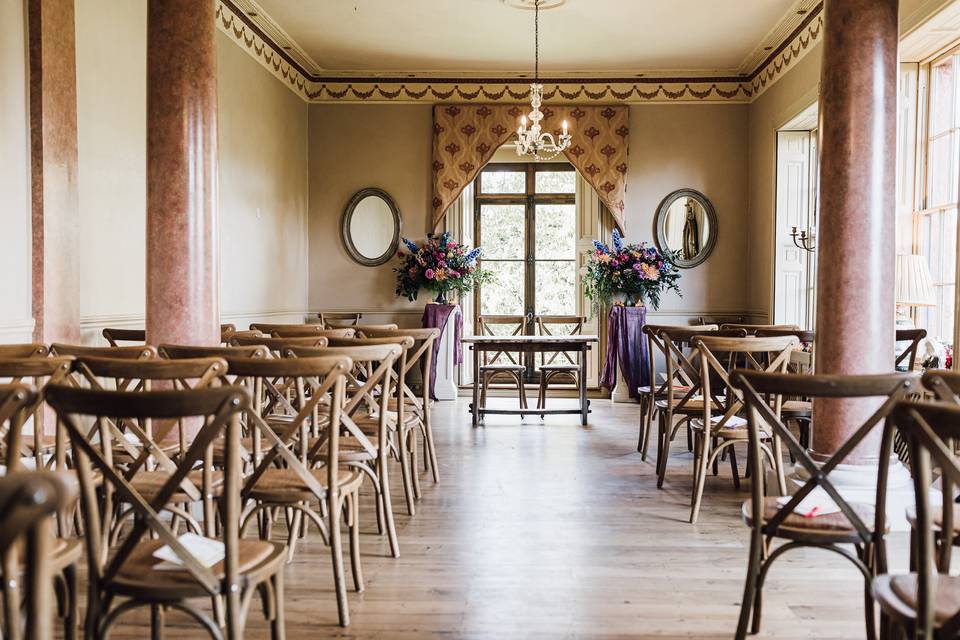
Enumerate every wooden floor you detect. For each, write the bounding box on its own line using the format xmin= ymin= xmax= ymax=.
xmin=109 ymin=397 xmax=909 ymax=639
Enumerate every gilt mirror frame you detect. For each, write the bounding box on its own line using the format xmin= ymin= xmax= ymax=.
xmin=341 ymin=187 xmax=402 ymax=267
xmin=653 ymin=188 xmax=718 ymax=269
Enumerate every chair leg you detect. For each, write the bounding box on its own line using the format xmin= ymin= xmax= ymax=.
xmin=517 ymin=373 xmax=527 ymax=411
xmin=150 ymin=604 xmax=164 ymax=640
xmin=329 ymin=496 xmax=350 ymax=627
xmin=347 ymin=492 xmax=364 ymax=593
xmin=379 ymin=455 xmax=400 ymax=558
xmin=409 ymin=427 xmax=422 ymax=500
xmin=637 ymin=396 xmax=649 ymax=453
xmin=479 ymin=373 xmax=488 ymax=411
xmin=657 ymin=411 xmax=672 ymax=489
xmin=397 ymin=426 xmax=416 ymax=516
xmin=538 ymin=376 xmax=547 ymax=418
xmin=423 ymin=403 xmax=440 ymax=483
xmin=689 ymin=433 xmax=711 ymax=524
xmin=729 ymin=445 xmax=741 ymax=490
xmin=735 ymin=530 xmax=763 ymax=640
xmin=63 ymin=563 xmax=78 ymax=640
xmin=270 ymin=569 xmax=286 ymax=640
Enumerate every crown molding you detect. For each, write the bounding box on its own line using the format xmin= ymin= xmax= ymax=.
xmin=215 ymin=0 xmax=824 ymax=104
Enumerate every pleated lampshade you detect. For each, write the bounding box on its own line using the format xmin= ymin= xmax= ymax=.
xmin=895 ymin=254 xmax=935 ymax=307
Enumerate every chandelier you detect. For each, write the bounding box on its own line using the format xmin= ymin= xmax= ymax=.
xmin=515 ymin=0 xmax=570 ymax=160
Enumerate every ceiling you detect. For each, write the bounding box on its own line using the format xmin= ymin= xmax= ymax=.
xmin=249 ymin=0 xmax=818 ymax=77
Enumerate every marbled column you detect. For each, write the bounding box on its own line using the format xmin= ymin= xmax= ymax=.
xmin=812 ymin=0 xmax=899 ymax=461
xmin=145 ymin=0 xmax=219 ymax=347
xmin=29 ymin=0 xmax=80 ymax=345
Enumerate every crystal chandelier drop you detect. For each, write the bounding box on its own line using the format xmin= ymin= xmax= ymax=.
xmin=515 ymin=0 xmax=570 ymax=160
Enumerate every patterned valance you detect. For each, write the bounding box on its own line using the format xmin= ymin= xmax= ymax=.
xmin=431 ymin=104 xmax=629 ymax=230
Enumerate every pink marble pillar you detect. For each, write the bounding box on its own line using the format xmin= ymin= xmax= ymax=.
xmin=812 ymin=0 xmax=899 ymax=461
xmin=145 ymin=0 xmax=219 ymax=348
xmin=29 ymin=0 xmax=80 ymax=345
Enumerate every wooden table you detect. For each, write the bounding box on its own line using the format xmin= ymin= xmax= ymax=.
xmin=463 ymin=335 xmax=598 ymax=426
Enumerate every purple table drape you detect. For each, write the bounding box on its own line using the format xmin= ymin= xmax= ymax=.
xmin=600 ymin=305 xmax=649 ymax=399
xmin=422 ymin=303 xmax=462 ymax=401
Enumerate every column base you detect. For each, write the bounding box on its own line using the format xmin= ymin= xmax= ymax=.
xmin=611 ymin=366 xmax=635 ymax=403
xmin=786 ymin=455 xmax=924 ymax=532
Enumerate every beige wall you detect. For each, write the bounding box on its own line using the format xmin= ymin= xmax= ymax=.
xmin=626 ymin=104 xmax=750 ymax=319
xmin=745 ymin=44 xmax=823 ymax=320
xmin=71 ymin=0 xmax=310 ymax=342
xmin=307 ymin=104 xmax=433 ymax=321
xmin=0 ymin=0 xmax=33 ymax=342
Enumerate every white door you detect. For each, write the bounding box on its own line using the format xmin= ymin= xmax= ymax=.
xmin=774 ymin=130 xmax=813 ymax=327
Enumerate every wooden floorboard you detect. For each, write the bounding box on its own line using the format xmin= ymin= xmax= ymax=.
xmin=104 ymin=397 xmax=908 ymax=638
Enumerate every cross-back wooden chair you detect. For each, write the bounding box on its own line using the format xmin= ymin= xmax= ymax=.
xmin=0 ymin=468 xmax=77 ymax=640
xmin=0 ymin=358 xmax=73 ymax=474
xmin=637 ymin=324 xmax=717 ymax=459
xmin=720 ymin=323 xmax=800 ymax=335
xmin=896 ymin=328 xmax=928 ymax=371
xmin=320 ymin=335 xmax=418 ymax=523
xmin=50 ymin=343 xmax=157 ymax=361
xmin=654 ymin=327 xmax=747 ymax=488
xmin=272 ymin=327 xmax=356 ymax=339
xmin=0 ymin=384 xmax=81 ymax=640
xmin=46 ymin=383 xmax=287 ymax=639
xmin=354 ymin=327 xmax=441 ymax=495
xmin=697 ymin=315 xmax=745 ymax=326
xmin=730 ymin=370 xmax=916 ymax=640
xmin=476 ymin=315 xmax=528 ymax=412
xmin=71 ymin=357 xmax=230 ymax=544
xmin=158 ymin=344 xmax=270 ymax=361
xmin=534 ymin=316 xmax=585 ymax=415
xmin=318 ymin=312 xmax=362 ymax=329
xmin=231 ymin=352 xmax=374 ymax=627
xmin=101 ymin=328 xmax=146 ymax=346
xmin=0 ymin=344 xmax=48 ymax=359
xmin=248 ymin=322 xmax=316 ymax=335
xmin=230 ymin=335 xmax=329 ymax=356
xmin=755 ymin=328 xmax=816 ymax=458
xmin=875 ymin=400 xmax=960 ymax=639
xmin=687 ymin=335 xmax=799 ymax=524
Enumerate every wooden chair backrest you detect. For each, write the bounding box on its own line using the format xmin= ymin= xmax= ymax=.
xmin=641 ymin=324 xmax=717 ymax=398
xmin=895 ymin=327 xmax=927 ymax=370
xmin=158 ymin=344 xmax=270 ymax=360
xmin=477 ymin=315 xmax=526 ymax=366
xmin=655 ymin=327 xmax=745 ymax=408
xmin=46 ymin=384 xmax=248 ymax=600
xmin=0 ymin=467 xmax=75 ymax=640
xmin=697 ymin=315 xmax=744 ymax=326
xmin=921 ymin=369 xmax=960 ymax=402
xmin=101 ymin=328 xmax=146 ymax=346
xmin=271 ymin=327 xmax=356 ymax=339
xmin=720 ymin=323 xmax=800 ymax=335
xmin=536 ymin=316 xmax=585 ymax=366
xmin=354 ymin=327 xmax=439 ymax=410
xmin=691 ymin=335 xmax=799 ymax=430
xmin=229 ymin=335 xmax=329 ymax=356
xmin=216 ymin=355 xmax=353 ymax=498
xmin=0 ymin=344 xmax=48 ymax=359
xmin=893 ymin=399 xmax=960 ymax=637
xmin=0 ymin=359 xmax=73 ymax=470
xmin=0 ymin=383 xmax=40 ymax=473
xmin=50 ymin=343 xmax=156 ymax=360
xmin=731 ymin=370 xmax=917 ymax=545
xmin=318 ymin=312 xmax=362 ymax=328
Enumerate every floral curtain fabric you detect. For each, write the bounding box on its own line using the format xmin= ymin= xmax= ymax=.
xmin=431 ymin=104 xmax=629 ymax=230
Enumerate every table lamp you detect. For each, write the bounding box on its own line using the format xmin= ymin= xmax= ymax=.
xmin=895 ymin=254 xmax=935 ymax=327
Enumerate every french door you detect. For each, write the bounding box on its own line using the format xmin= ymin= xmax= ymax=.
xmin=473 ymin=162 xmax=577 ymax=377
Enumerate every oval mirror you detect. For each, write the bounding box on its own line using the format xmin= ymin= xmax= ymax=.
xmin=653 ymin=189 xmax=718 ymax=269
xmin=341 ymin=188 xmax=402 ymax=267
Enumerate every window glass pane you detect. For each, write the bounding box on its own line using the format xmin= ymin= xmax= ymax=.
xmin=940 ymin=284 xmax=955 ymax=342
xmin=479 ymin=204 xmax=524 ymax=259
xmin=535 ymin=204 xmax=576 ymax=259
xmin=535 ymin=261 xmax=577 ymax=315
xmin=480 ymin=261 xmax=525 ymax=316
xmin=931 ymin=59 xmax=956 ymax=136
xmin=535 ymin=170 xmax=576 ymax=194
xmin=480 ymin=171 xmax=525 ymax=194
xmin=928 ymin=132 xmax=958 ymax=206
xmin=945 ymin=208 xmax=957 ymax=285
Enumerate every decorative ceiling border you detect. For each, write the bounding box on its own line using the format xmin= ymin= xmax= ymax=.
xmin=215 ymin=0 xmax=823 ymax=104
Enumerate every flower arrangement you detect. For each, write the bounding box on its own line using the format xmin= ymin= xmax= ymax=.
xmin=394 ymin=232 xmax=492 ymax=303
xmin=582 ymin=229 xmax=682 ymax=311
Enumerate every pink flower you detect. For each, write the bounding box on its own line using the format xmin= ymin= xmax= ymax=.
xmin=425 ymin=268 xmax=435 ymax=280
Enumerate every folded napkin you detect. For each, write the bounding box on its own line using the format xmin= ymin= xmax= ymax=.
xmin=776 ymin=487 xmax=841 ymax=518
xmin=153 ymin=533 xmax=225 ymax=570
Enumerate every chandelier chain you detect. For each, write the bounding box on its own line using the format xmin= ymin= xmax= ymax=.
xmin=534 ymin=0 xmax=539 ymax=81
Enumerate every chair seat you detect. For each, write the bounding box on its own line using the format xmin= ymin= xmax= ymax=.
xmin=906 ymin=504 xmax=960 ymax=534
xmin=130 ymin=470 xmax=224 ymax=503
xmin=19 ymin=433 xmax=57 ymax=452
xmin=539 ymin=364 xmax=579 ymax=372
xmin=742 ymin=497 xmax=875 ymax=537
xmin=638 ymin=384 xmax=690 ymax=394
xmin=247 ymin=468 xmax=363 ymax=503
xmin=781 ymin=400 xmax=813 ymax=415
xmin=211 ymin=437 xmax=256 ymax=463
xmin=15 ymin=536 xmax=82 ymax=573
xmin=112 ymin=537 xmax=285 ymax=600
xmin=654 ymin=397 xmax=722 ymax=413
xmin=873 ymin=573 xmax=960 ymax=627
xmin=690 ymin=416 xmax=756 ymax=439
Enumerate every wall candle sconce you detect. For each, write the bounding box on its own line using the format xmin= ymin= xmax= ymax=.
xmin=790 ymin=226 xmax=816 ymax=252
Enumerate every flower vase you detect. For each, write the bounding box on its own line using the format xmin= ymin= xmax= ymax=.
xmin=433 ymin=291 xmax=449 ymax=305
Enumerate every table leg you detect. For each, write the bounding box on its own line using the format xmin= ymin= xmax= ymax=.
xmin=579 ymin=346 xmax=589 ymax=426
xmin=471 ymin=345 xmax=480 ymax=427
